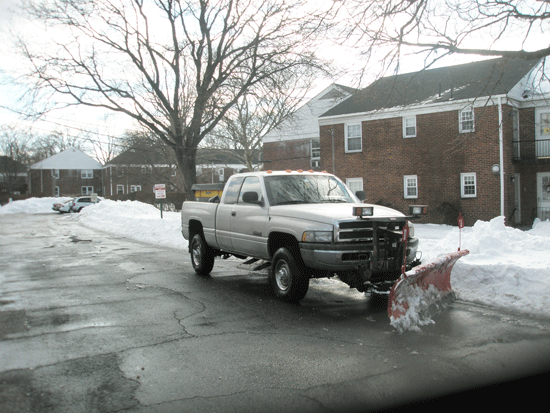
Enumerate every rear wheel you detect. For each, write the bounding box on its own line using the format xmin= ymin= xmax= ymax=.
xmin=190 ymin=233 xmax=215 ymax=275
xmin=270 ymin=248 xmax=309 ymax=302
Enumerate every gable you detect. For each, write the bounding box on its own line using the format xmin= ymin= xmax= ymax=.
xmin=262 ymin=83 xmax=358 ymax=143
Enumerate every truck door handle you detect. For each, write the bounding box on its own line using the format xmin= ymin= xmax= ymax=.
xmin=231 ymin=211 xmax=236 ymax=216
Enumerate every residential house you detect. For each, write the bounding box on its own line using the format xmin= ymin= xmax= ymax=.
xmin=263 ymin=58 xmax=550 ymax=226
xmin=28 ymin=147 xmax=102 ymax=197
xmin=102 ymin=145 xmax=259 ymax=200
xmin=102 ymin=144 xmax=182 ymax=197
xmin=262 ymin=83 xmax=358 ymax=171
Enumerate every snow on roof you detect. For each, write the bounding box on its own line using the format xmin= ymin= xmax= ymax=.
xmin=320 ymin=57 xmax=542 ymax=118
xmin=262 ymin=83 xmax=358 ymax=143
xmin=30 ymin=147 xmax=102 ymax=170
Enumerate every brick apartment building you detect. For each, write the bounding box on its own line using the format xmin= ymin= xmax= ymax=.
xmin=262 ymin=83 xmax=358 ymax=171
xmin=102 ymin=144 xmax=183 ymax=197
xmin=263 ymin=57 xmax=550 ymax=226
xmin=28 ymin=147 xmax=103 ymax=197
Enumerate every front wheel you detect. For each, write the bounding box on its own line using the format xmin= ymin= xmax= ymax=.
xmin=190 ymin=233 xmax=215 ymax=275
xmin=269 ymin=248 xmax=309 ymax=302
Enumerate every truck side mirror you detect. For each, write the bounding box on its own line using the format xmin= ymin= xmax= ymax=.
xmin=355 ymin=190 xmax=367 ymax=201
xmin=242 ymin=191 xmax=263 ymax=206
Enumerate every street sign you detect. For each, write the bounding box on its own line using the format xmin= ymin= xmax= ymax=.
xmin=154 ymin=184 xmax=166 ymax=199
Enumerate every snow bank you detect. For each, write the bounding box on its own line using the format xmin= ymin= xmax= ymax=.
xmin=0 ymin=197 xmax=71 ymax=214
xmin=75 ymin=199 xmax=186 ymax=251
xmin=2 ymin=198 xmax=550 ymax=330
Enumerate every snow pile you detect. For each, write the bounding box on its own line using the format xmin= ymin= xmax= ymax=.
xmin=0 ymin=197 xmax=71 ymax=214
xmin=2 ymin=197 xmax=550 ymax=330
xmin=76 ymin=199 xmax=185 ymax=251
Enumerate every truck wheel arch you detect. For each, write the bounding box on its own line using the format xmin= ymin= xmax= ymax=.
xmin=268 ymin=232 xmax=300 ymax=260
xmin=188 ymin=219 xmax=204 ymax=241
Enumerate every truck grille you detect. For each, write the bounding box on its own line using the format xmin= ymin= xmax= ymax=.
xmin=336 ymin=219 xmax=405 ymax=243
xmin=335 ymin=218 xmax=407 ymax=271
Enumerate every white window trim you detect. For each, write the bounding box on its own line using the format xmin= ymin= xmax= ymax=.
xmin=81 ymin=169 xmax=93 ymax=179
xmin=461 ymin=172 xmax=477 ymax=198
xmin=459 ymin=107 xmax=475 ymax=133
xmin=311 ymin=138 xmax=320 ymax=160
xmin=402 ymin=115 xmax=417 ymax=138
xmin=81 ymin=186 xmax=94 ymax=195
xmin=346 ymin=178 xmax=364 ymax=196
xmin=345 ymin=123 xmax=362 ymax=153
xmin=117 ymin=184 xmax=124 ymax=195
xmin=403 ymin=175 xmax=418 ymax=199
xmin=536 ymin=108 xmax=550 ymax=139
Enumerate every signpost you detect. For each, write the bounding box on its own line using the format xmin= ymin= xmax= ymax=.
xmin=154 ymin=184 xmax=166 ymax=218
xmin=458 ymin=212 xmax=465 ymax=251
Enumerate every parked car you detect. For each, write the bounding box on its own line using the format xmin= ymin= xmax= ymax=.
xmin=52 ymin=201 xmax=66 ymax=211
xmin=56 ymin=196 xmax=100 ymax=213
xmin=55 ymin=199 xmax=74 ymax=213
xmin=71 ymin=196 xmax=101 ymax=212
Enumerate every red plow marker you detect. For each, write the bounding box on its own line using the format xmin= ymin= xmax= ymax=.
xmin=388 ymin=249 xmax=470 ymax=332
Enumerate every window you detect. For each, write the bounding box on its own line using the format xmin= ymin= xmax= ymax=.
xmin=81 ymin=186 xmax=94 ymax=195
xmin=130 ymin=185 xmax=141 ymax=193
xmin=81 ymin=169 xmax=93 ymax=179
xmin=403 ymin=116 xmax=416 ymax=138
xmin=54 ymin=186 xmax=60 ymax=197
xmin=346 ymin=178 xmax=364 ymax=197
xmin=52 ymin=169 xmax=59 ymax=179
xmin=117 ymin=167 xmax=124 ymax=177
xmin=238 ymin=176 xmax=262 ymax=204
xmin=461 ymin=173 xmax=477 ymax=198
xmin=222 ymin=176 xmax=244 ymax=204
xmin=459 ymin=107 xmax=475 ymax=133
xmin=403 ymin=175 xmax=418 ymax=199
xmin=345 ymin=124 xmax=362 ymax=152
xmin=117 ymin=185 xmax=124 ymax=195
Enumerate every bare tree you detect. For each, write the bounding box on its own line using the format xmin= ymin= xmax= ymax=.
xmin=0 ymin=126 xmax=33 ymax=193
xmin=203 ymin=72 xmax=311 ymax=171
xmin=335 ymin=0 xmax=550 ymax=74
xmin=16 ymin=0 xmax=329 ymax=194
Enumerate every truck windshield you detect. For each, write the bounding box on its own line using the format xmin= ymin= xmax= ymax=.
xmin=264 ymin=174 xmax=356 ymax=206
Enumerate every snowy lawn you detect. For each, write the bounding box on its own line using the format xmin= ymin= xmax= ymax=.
xmin=2 ymin=197 xmax=550 ymax=323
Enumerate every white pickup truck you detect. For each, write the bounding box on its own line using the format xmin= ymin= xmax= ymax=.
xmin=181 ymin=170 xmax=421 ymax=302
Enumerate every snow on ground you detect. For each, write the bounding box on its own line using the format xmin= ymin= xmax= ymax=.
xmin=2 ymin=197 xmax=550 ymax=328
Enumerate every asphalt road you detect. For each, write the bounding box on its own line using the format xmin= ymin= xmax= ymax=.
xmin=1 ymin=212 xmax=549 ymax=413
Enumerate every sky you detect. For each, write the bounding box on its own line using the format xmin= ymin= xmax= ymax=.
xmin=0 ymin=0 xmax=548 ymax=158
xmin=1 ymin=196 xmax=550 ymax=332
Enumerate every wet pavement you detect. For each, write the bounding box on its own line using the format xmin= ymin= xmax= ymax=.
xmin=1 ymin=212 xmax=549 ymax=412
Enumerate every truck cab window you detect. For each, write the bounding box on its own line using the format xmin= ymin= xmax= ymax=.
xmin=222 ymin=177 xmax=244 ymax=204
xmin=238 ymin=177 xmax=262 ymax=204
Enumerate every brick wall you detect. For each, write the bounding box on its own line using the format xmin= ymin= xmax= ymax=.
xmin=29 ymin=169 xmax=102 ymax=197
xmin=319 ymin=105 xmax=512 ymax=226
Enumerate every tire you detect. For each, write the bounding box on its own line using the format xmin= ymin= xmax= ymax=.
xmin=269 ymin=247 xmax=309 ymax=302
xmin=190 ymin=233 xmax=215 ymax=275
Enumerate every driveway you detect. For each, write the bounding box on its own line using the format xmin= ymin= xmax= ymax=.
xmin=1 ymin=212 xmax=549 ymax=412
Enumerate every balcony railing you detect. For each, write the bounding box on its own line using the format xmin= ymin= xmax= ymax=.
xmin=513 ymin=139 xmax=550 ymax=161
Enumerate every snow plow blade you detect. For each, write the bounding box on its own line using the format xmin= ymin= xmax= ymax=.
xmin=388 ymin=250 xmax=469 ymax=332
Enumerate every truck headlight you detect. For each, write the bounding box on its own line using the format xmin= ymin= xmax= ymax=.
xmin=302 ymin=231 xmax=333 ymax=243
